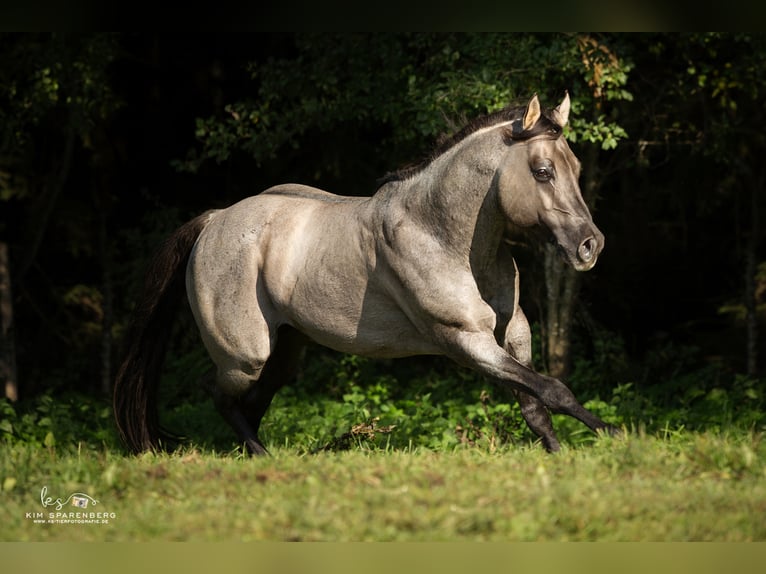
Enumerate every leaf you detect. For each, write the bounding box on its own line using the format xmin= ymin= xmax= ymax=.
xmin=0 ymin=419 xmax=12 ymax=434
xmin=2 ymin=477 xmax=16 ymax=491
xmin=44 ymin=431 xmax=56 ymax=448
xmin=602 ymin=137 xmax=617 ymax=150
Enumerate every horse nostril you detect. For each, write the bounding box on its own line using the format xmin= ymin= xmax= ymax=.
xmin=578 ymin=237 xmax=595 ymax=262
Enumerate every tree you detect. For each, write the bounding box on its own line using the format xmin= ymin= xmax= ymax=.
xmin=0 ymin=33 xmax=121 ymax=398
xmin=619 ymin=33 xmax=766 ymax=375
xmin=537 ymin=34 xmax=632 ymax=377
xmin=0 ymin=241 xmax=15 ymax=401
xmin=678 ymin=33 xmax=766 ymax=375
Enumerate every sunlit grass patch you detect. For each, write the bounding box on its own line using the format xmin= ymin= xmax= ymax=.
xmin=1 ymin=430 xmax=764 ymax=542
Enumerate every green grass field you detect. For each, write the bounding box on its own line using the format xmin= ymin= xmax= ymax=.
xmin=3 ymin=348 xmax=766 ymax=543
xmin=2 ymin=430 xmax=764 ymax=542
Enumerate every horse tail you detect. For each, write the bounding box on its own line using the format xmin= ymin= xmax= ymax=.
xmin=113 ymin=210 xmax=216 ymax=453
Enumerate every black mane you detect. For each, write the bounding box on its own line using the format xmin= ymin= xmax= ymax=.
xmin=377 ymin=104 xmax=562 ymax=188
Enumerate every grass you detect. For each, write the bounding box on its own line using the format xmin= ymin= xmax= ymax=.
xmin=2 ymin=430 xmax=765 ymax=542
xmin=3 ymin=342 xmax=765 ymax=543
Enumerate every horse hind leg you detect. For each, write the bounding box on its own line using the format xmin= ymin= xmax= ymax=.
xmin=210 ymin=366 xmax=271 ymax=456
xmin=238 ymin=326 xmax=307 ymax=454
xmin=211 ymin=326 xmax=307 ymax=456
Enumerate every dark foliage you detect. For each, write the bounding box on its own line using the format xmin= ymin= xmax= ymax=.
xmin=0 ymin=34 xmax=763 ymax=450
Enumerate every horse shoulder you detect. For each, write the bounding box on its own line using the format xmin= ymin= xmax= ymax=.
xmin=372 ymin=214 xmax=497 ymax=336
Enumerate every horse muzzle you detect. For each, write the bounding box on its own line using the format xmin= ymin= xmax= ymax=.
xmin=572 ymin=229 xmax=604 ymax=271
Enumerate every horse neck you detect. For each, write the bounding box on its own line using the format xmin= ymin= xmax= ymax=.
xmin=385 ymin=136 xmax=509 ymax=268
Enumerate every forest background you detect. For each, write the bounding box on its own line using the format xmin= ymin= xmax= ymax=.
xmin=0 ymin=33 xmax=764 ymax=452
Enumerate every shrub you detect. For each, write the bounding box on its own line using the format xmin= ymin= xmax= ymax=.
xmin=4 ymin=326 xmax=763 ymax=455
xmin=0 ymin=392 xmax=118 ymax=451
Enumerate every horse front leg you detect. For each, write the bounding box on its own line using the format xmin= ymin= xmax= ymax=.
xmin=501 ymin=307 xmax=561 ymax=452
xmin=445 ymin=327 xmax=616 ymax=442
xmin=513 ymin=391 xmax=561 ymax=452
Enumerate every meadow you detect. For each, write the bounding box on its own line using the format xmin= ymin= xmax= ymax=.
xmin=2 ymin=432 xmax=765 ymax=542
xmin=2 ymin=347 xmax=765 ymax=542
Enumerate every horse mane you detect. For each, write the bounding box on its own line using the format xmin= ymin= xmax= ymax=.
xmin=377 ymin=103 xmax=562 ymax=188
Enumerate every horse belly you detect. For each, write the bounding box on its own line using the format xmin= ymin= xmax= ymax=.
xmin=295 ymin=293 xmax=441 ymax=359
xmin=349 ymin=311 xmax=442 ymax=358
xmin=262 ymin=221 xmax=438 ymax=358
xmin=270 ymin=248 xmax=437 ymax=358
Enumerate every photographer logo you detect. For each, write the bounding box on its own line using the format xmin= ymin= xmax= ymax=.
xmin=24 ymin=486 xmax=117 ymax=525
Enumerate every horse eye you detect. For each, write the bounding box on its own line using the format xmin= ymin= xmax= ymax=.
xmin=533 ymin=167 xmax=552 ymax=182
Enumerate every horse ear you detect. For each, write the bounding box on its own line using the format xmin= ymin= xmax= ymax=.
xmin=522 ymin=94 xmax=541 ymax=132
xmin=553 ymin=91 xmax=571 ymax=127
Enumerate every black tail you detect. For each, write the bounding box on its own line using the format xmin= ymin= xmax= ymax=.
xmin=113 ymin=211 xmax=215 ymax=453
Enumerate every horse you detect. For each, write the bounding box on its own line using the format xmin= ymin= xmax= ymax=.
xmin=114 ymin=93 xmax=615 ymax=455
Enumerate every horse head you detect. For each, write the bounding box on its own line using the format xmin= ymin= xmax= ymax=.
xmin=497 ymin=93 xmax=605 ymax=271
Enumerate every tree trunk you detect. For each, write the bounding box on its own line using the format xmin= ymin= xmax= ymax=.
xmin=744 ymin=177 xmax=761 ymax=376
xmin=99 ymin=207 xmax=114 ymax=395
xmin=543 ymin=245 xmax=581 ymax=378
xmin=541 ymin=144 xmax=600 ymax=379
xmin=745 ymin=246 xmax=758 ymax=376
xmin=0 ymin=242 xmax=18 ymax=402
xmin=17 ymin=125 xmax=76 ymax=284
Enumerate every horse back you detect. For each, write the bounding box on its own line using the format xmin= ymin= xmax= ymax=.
xmin=187 ymin=186 xmax=379 ymax=348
